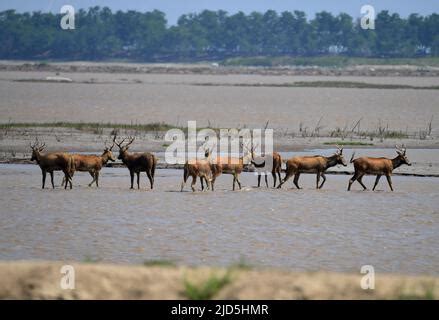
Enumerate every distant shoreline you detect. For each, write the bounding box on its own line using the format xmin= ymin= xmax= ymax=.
xmin=1 ymin=60 xmax=439 ymax=77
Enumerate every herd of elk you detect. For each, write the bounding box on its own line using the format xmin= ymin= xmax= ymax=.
xmin=277 ymin=146 xmax=347 ymax=189
xmin=113 ymin=136 xmax=157 ymax=190
xmin=348 ymin=145 xmax=411 ymax=191
xmin=29 ymin=137 xmax=412 ymax=192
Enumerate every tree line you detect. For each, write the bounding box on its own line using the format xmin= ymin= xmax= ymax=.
xmin=1 ymin=7 xmax=438 ymax=61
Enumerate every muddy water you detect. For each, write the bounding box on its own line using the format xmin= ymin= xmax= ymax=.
xmin=0 ymin=164 xmax=438 ymax=275
xmin=0 ymin=72 xmax=438 ymax=133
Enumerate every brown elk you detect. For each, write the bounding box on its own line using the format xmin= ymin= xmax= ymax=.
xmin=348 ymin=145 xmax=411 ymax=191
xmin=30 ymin=139 xmax=74 ymax=189
xmin=209 ymin=144 xmax=253 ymax=191
xmin=181 ymin=148 xmax=213 ymax=192
xmin=62 ymin=141 xmax=116 ymax=187
xmin=250 ymin=151 xmax=282 ymax=188
xmin=277 ymin=147 xmax=347 ymax=189
xmin=113 ymin=136 xmax=157 ymax=190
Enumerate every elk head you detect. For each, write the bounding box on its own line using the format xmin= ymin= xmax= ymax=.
xmin=113 ymin=135 xmax=135 ymax=161
xmin=103 ymin=140 xmax=116 ymax=162
xmin=30 ymin=138 xmax=46 ymax=161
xmin=334 ymin=145 xmax=348 ymax=166
xmin=395 ymin=145 xmax=411 ymax=166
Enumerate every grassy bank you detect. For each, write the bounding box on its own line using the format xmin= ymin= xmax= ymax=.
xmin=0 ymin=121 xmax=178 ymax=132
xmin=222 ymin=56 xmax=439 ymax=68
xmin=0 ymin=261 xmax=437 ymax=300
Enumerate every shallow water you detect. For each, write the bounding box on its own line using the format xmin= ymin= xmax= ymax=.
xmin=0 ymin=164 xmax=438 ymax=275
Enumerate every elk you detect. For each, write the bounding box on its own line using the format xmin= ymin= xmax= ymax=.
xmin=113 ymin=136 xmax=157 ymax=190
xmin=62 ymin=141 xmax=116 ymax=187
xmin=250 ymin=151 xmax=282 ymax=188
xmin=209 ymin=143 xmax=254 ymax=191
xmin=29 ymin=139 xmax=74 ymax=189
xmin=277 ymin=147 xmax=347 ymax=189
xmin=348 ymin=145 xmax=411 ymax=191
xmin=181 ymin=148 xmax=213 ymax=192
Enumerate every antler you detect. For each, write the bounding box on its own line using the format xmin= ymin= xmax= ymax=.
xmin=395 ymin=144 xmax=406 ymax=155
xmin=113 ymin=135 xmax=125 ymax=148
xmin=335 ymin=144 xmax=343 ymax=154
xmin=125 ymin=136 xmax=135 ymax=147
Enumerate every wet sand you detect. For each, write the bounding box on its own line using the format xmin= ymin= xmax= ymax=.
xmin=0 ymin=164 xmax=438 ymax=275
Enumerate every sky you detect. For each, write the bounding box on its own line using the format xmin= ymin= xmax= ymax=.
xmin=0 ymin=0 xmax=437 ymax=25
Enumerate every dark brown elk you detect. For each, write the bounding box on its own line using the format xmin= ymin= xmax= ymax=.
xmin=30 ymin=139 xmax=74 ymax=189
xmin=62 ymin=141 xmax=116 ymax=187
xmin=181 ymin=148 xmax=213 ymax=192
xmin=113 ymin=136 xmax=157 ymax=190
xmin=250 ymin=151 xmax=282 ymax=188
xmin=277 ymin=147 xmax=347 ymax=189
xmin=348 ymin=145 xmax=411 ymax=191
xmin=209 ymin=144 xmax=253 ymax=191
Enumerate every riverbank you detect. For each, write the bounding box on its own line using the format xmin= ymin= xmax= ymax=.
xmin=1 ymin=60 xmax=439 ymax=77
xmin=0 ymin=261 xmax=437 ymax=299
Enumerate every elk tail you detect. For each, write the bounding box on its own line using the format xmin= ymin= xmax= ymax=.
xmin=350 ymin=152 xmax=356 ymax=163
xmin=183 ymin=163 xmax=189 ymax=183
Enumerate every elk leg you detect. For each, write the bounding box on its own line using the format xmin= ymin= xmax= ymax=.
xmin=236 ymin=174 xmax=242 ymax=190
xmin=265 ymin=174 xmax=268 ymax=188
xmin=319 ymin=173 xmax=327 ymax=189
xmin=272 ymin=171 xmax=277 ymax=188
xmin=50 ymin=171 xmax=55 ymax=189
xmin=136 ymin=172 xmax=140 ymax=189
xmin=88 ymin=171 xmax=96 ymax=187
xmin=42 ymin=170 xmax=47 ymax=189
xmin=95 ymin=172 xmax=100 ymax=188
xmin=277 ymin=170 xmax=282 ymax=188
xmin=257 ymin=174 xmax=261 ymax=187
xmin=293 ymin=173 xmax=301 ymax=189
xmin=316 ymin=172 xmax=321 ymax=189
xmin=146 ymin=170 xmax=153 ymax=190
xmin=348 ymin=172 xmax=359 ymax=191
xmin=191 ymin=175 xmax=197 ymax=192
xmin=200 ymin=177 xmax=205 ymax=191
xmin=211 ymin=177 xmax=216 ymax=191
xmin=386 ymin=174 xmax=394 ymax=191
xmin=277 ymin=170 xmax=293 ymax=189
xmin=357 ymin=174 xmax=367 ymax=190
xmin=372 ymin=175 xmax=382 ymax=191
xmin=232 ymin=175 xmax=236 ymax=191
xmin=130 ymin=171 xmax=134 ymax=189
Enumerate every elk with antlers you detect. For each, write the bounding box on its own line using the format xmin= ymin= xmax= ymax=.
xmin=30 ymin=139 xmax=74 ymax=189
xmin=62 ymin=141 xmax=116 ymax=187
xmin=113 ymin=136 xmax=157 ymax=190
xmin=348 ymin=145 xmax=411 ymax=191
xmin=277 ymin=147 xmax=347 ymax=189
xmin=181 ymin=148 xmax=213 ymax=192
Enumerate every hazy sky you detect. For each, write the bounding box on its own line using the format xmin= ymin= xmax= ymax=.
xmin=1 ymin=0 xmax=437 ymax=25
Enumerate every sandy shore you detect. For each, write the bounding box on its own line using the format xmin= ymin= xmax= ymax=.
xmin=0 ymin=261 xmax=437 ymax=299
